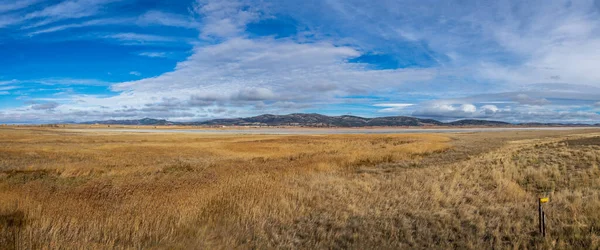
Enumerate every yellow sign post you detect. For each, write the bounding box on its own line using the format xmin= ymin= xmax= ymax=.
xmin=539 ymin=197 xmax=549 ymax=237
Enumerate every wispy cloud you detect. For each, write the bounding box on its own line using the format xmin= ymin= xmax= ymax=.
xmin=23 ymin=7 xmax=201 ymax=37
xmin=137 ymin=52 xmax=168 ymax=58
xmin=0 ymin=14 xmax=23 ymax=28
xmin=0 ymin=79 xmax=19 ymax=85
xmin=33 ymin=78 xmax=111 ymax=86
xmin=194 ymin=0 xmax=261 ymax=38
xmin=104 ymin=32 xmax=181 ymax=43
xmin=374 ymin=103 xmax=414 ymax=108
xmin=137 ymin=10 xmax=198 ymax=29
xmin=27 ymin=17 xmax=135 ymax=36
xmin=0 ymin=85 xmax=19 ymax=91
xmin=374 ymin=103 xmax=414 ymax=113
xmin=0 ymin=0 xmax=41 ymax=13
xmin=24 ymin=0 xmax=119 ymax=28
xmin=0 ymin=0 xmax=120 ymax=29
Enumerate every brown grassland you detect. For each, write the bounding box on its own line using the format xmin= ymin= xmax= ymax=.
xmin=1 ymin=127 xmax=600 ymax=249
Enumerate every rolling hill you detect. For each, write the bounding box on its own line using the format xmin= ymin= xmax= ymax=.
xmin=81 ymin=113 xmax=519 ymax=127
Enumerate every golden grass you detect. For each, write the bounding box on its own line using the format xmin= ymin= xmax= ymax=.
xmin=1 ymin=127 xmax=600 ymax=249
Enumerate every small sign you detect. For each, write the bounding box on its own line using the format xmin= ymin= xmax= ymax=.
xmin=540 ymin=197 xmax=549 ymax=203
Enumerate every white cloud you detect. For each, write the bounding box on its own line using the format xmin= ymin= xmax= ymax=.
xmin=0 ymin=79 xmax=18 ymax=85
xmin=0 ymin=85 xmax=18 ymax=91
xmin=138 ymin=52 xmax=168 ymax=58
xmin=27 ymin=11 xmax=198 ymax=36
xmin=414 ymin=103 xmax=487 ymax=119
xmin=111 ymin=37 xmax=433 ymax=99
xmin=0 ymin=14 xmax=23 ymax=28
xmin=0 ymin=37 xmax=434 ymax=122
xmin=129 ymin=71 xmax=141 ymax=76
xmin=374 ymin=103 xmax=414 ymax=108
xmin=137 ymin=10 xmax=198 ymax=29
xmin=33 ymin=78 xmax=110 ymax=86
xmin=24 ymin=0 xmax=119 ymax=28
xmin=0 ymin=0 xmax=40 ymax=13
xmin=27 ymin=17 xmax=134 ymax=36
xmin=374 ymin=103 xmax=414 ymax=113
xmin=104 ymin=33 xmax=180 ymax=43
xmin=461 ymin=104 xmax=476 ymax=113
xmin=466 ymin=2 xmax=600 ymax=88
xmin=480 ymin=105 xmax=499 ymax=114
xmin=194 ymin=0 xmax=261 ymax=38
xmin=283 ymin=0 xmax=600 ymax=90
xmin=412 ymin=101 xmax=600 ymax=123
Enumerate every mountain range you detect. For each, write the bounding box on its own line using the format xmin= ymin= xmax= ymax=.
xmin=78 ymin=113 xmax=598 ymax=127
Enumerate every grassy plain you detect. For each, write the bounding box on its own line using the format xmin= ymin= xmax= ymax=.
xmin=1 ymin=127 xmax=600 ymax=249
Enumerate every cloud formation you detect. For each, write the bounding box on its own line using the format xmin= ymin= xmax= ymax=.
xmin=31 ymin=102 xmax=60 ymax=110
xmin=0 ymin=0 xmax=599 ymax=123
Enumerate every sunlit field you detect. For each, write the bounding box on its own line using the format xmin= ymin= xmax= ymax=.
xmin=1 ymin=127 xmax=600 ymax=249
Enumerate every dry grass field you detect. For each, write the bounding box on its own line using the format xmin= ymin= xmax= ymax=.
xmin=1 ymin=127 xmax=600 ymax=249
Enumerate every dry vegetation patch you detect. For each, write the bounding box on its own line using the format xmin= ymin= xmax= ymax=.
xmin=1 ymin=127 xmax=600 ymax=249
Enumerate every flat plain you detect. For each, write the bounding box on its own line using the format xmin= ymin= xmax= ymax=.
xmin=1 ymin=127 xmax=600 ymax=249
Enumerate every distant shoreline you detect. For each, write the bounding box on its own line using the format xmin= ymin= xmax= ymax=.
xmin=24 ymin=126 xmax=600 ymax=135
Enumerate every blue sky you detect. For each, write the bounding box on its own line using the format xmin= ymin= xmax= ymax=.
xmin=1 ymin=0 xmax=600 ymax=123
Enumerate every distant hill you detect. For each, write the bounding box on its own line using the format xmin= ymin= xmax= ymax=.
xmin=81 ymin=118 xmax=171 ymax=125
xmin=80 ymin=113 xmax=523 ymax=127
xmin=193 ymin=113 xmax=445 ymax=127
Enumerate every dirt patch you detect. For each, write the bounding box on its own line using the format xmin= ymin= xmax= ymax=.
xmin=562 ymin=136 xmax=600 ymax=146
